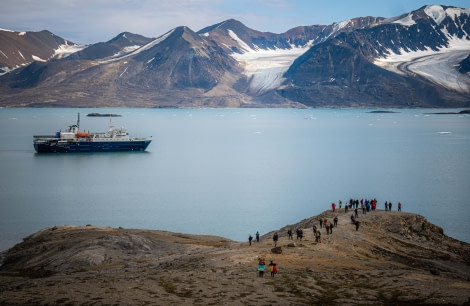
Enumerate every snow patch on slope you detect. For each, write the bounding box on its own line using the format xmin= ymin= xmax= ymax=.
xmin=32 ymin=55 xmax=46 ymax=62
xmin=54 ymin=42 xmax=87 ymax=58
xmin=99 ymin=29 xmax=175 ymax=63
xmin=424 ymin=5 xmax=446 ymax=25
xmin=229 ymin=29 xmax=312 ymax=93
xmin=392 ymin=14 xmax=416 ymax=26
xmin=227 ymin=30 xmax=253 ymax=52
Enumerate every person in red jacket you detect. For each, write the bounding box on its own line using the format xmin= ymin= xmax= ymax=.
xmin=331 ymin=202 xmax=336 ymax=212
xmin=398 ymin=202 xmax=402 ymax=211
xmin=268 ymin=261 xmax=277 ymax=277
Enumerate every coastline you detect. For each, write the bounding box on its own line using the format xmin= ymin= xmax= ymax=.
xmin=1 ymin=210 xmax=469 ymax=305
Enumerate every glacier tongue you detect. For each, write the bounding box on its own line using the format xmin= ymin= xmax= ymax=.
xmin=374 ymin=35 xmax=470 ymax=93
xmin=228 ymin=29 xmax=312 ymax=94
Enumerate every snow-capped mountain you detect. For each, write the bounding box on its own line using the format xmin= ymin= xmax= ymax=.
xmin=198 ymin=17 xmax=383 ymax=95
xmin=281 ymin=5 xmax=470 ymax=107
xmin=0 ymin=4 xmax=468 ymax=108
xmin=0 ymin=29 xmax=85 ymax=75
xmin=373 ymin=5 xmax=470 ymax=94
xmin=67 ymin=32 xmax=154 ymax=61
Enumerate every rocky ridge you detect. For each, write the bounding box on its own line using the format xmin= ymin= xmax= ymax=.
xmin=0 ymin=210 xmax=469 ymax=305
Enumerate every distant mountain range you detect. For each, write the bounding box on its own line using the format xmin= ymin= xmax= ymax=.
xmin=0 ymin=4 xmax=469 ymax=108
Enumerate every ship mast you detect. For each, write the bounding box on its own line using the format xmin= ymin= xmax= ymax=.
xmin=77 ymin=112 xmax=80 ymax=130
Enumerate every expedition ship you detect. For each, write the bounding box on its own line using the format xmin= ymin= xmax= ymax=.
xmin=33 ymin=113 xmax=152 ymax=153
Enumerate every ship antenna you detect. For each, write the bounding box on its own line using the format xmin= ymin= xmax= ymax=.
xmin=77 ymin=112 xmax=80 ymax=130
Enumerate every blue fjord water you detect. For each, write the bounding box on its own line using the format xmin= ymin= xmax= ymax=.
xmin=0 ymin=108 xmax=469 ymax=251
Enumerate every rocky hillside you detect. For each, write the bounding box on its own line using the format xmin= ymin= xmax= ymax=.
xmin=1 ymin=210 xmax=469 ymax=305
xmin=0 ymin=29 xmax=83 ymax=75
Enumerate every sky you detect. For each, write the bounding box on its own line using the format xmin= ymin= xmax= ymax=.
xmin=1 ymin=0 xmax=469 ymax=45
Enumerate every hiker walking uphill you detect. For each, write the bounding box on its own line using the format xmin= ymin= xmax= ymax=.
xmin=355 ymin=220 xmax=360 ymax=231
xmin=315 ymin=230 xmax=322 ymax=243
xmin=248 ymin=235 xmax=253 ymax=246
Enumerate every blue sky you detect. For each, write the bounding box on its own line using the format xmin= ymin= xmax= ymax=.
xmin=1 ymin=0 xmax=469 ymax=44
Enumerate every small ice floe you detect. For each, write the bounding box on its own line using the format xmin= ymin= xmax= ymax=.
xmin=8 ymin=117 xmax=17 ymax=120
xmin=438 ymin=131 xmax=452 ymax=134
xmin=254 ymin=131 xmax=261 ymax=134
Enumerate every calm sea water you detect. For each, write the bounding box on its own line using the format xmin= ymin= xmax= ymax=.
xmin=1 ymin=108 xmax=469 ymax=251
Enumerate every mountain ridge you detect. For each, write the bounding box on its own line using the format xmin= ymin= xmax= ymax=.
xmin=0 ymin=4 xmax=469 ymax=108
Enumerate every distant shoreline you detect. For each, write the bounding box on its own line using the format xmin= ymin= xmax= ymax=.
xmin=423 ymin=109 xmax=470 ymax=115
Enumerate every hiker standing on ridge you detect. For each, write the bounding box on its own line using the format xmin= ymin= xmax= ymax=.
xmin=256 ymin=231 xmax=260 ymax=243
xmin=273 ymin=232 xmax=279 ymax=247
xmin=258 ymin=258 xmax=266 ymax=277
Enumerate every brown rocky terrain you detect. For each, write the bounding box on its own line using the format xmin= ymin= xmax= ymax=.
xmin=1 ymin=210 xmax=469 ymax=305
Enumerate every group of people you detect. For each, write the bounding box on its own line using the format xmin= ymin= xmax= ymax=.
xmin=249 ymin=198 xmax=405 ymax=276
xmin=257 ymin=258 xmax=277 ymax=277
xmin=317 ymin=216 xmax=338 ymax=236
xmin=340 ymin=198 xmax=378 ymax=214
xmin=248 ymin=231 xmax=260 ymax=246
xmin=384 ymin=201 xmax=402 ymax=211
xmin=333 ymin=198 xmax=403 ymax=213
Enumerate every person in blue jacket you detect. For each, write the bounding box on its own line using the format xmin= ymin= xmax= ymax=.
xmin=258 ymin=258 xmax=266 ymax=277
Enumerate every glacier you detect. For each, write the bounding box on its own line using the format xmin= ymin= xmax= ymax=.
xmin=228 ymin=29 xmax=312 ymax=94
